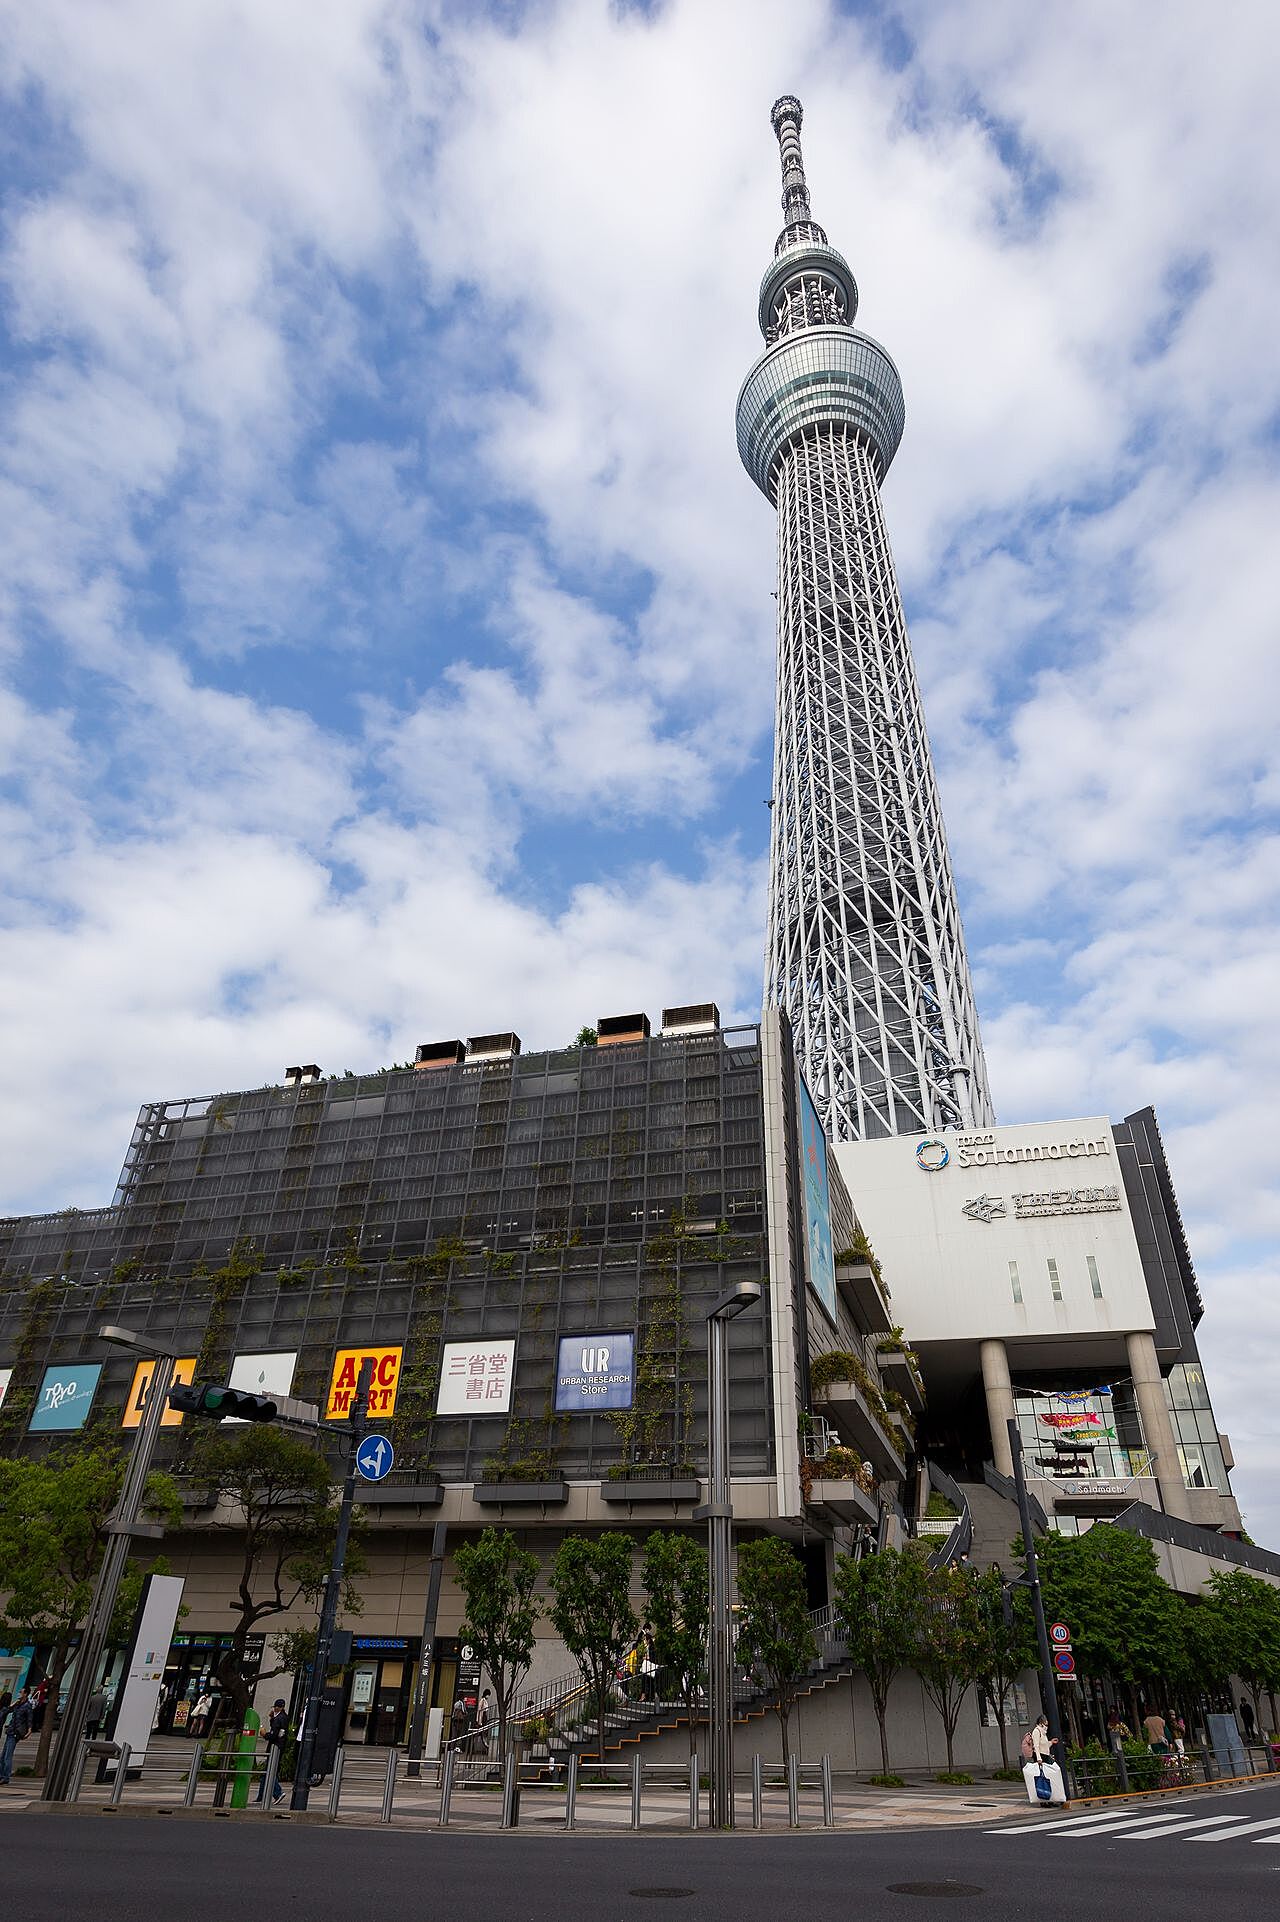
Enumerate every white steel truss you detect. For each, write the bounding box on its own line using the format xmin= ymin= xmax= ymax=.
xmin=737 ymin=98 xmax=994 ymax=1141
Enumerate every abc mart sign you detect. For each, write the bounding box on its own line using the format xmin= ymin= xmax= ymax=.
xmin=916 ymin=1130 xmax=1113 ymax=1172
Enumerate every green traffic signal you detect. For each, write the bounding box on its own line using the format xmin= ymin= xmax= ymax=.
xmin=167 ymin=1383 xmax=278 ymax=1422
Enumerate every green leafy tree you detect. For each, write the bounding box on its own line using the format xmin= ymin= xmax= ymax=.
xmin=912 ymin=1562 xmax=987 ymax=1772
xmin=190 ymin=1426 xmax=364 ymax=1729
xmin=548 ymin=1532 xmax=636 ymax=1761
xmin=641 ymin=1531 xmax=709 ymax=1753
xmin=734 ymin=1537 xmax=817 ymax=1768
xmin=454 ymin=1527 xmax=540 ymax=1762
xmin=1033 ymin=1525 xmax=1185 ymax=1694
xmin=833 ymin=1545 xmax=927 ymax=1775
xmin=0 ymin=1436 xmax=180 ymax=1776
xmin=973 ymin=1565 xmax=1036 ymax=1769
xmin=1202 ymin=1569 xmax=1280 ymax=1731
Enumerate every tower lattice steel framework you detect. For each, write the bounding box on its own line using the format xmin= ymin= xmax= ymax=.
xmin=736 ymin=97 xmax=994 ymax=1140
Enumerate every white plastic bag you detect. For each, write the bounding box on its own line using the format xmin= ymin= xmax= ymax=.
xmin=1023 ymin=1760 xmax=1067 ymax=1805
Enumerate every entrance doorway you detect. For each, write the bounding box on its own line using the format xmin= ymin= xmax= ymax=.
xmin=340 ymin=1637 xmax=420 ymax=1746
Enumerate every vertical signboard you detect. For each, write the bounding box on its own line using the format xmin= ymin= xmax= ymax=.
xmin=29 ymin=1363 xmax=102 ymax=1432
xmin=106 ymin=1572 xmax=186 ymax=1770
xmin=326 ymin=1347 xmax=403 ymax=1420
xmin=797 ymin=1076 xmax=838 ymax=1322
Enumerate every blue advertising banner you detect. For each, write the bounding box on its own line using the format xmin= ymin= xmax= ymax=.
xmin=554 ymin=1332 xmax=635 ymax=1412
xmin=29 ymin=1362 xmax=102 ymax=1432
xmin=798 ymin=1078 xmax=838 ymax=1323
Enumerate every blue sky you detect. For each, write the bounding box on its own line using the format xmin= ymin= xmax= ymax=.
xmin=1 ymin=0 xmax=1278 ymax=1538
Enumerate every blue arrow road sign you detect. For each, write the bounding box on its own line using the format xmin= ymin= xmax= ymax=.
xmin=356 ymin=1434 xmax=395 ymax=1482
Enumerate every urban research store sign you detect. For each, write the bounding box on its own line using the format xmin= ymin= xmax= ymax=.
xmin=554 ymin=1333 xmax=635 ymax=1411
xmin=436 ymin=1340 xmax=516 ymax=1414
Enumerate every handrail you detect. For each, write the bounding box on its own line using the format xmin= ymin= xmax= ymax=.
xmin=923 ymin=1461 xmax=972 ymax=1568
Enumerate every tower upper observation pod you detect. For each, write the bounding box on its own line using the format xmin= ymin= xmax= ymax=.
xmin=738 ymin=98 xmax=994 ymax=1143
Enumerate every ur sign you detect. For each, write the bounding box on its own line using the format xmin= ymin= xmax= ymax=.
xmin=326 ymin=1347 xmax=403 ymax=1420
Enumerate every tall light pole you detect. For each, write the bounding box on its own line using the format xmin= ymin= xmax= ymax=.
xmin=44 ymin=1326 xmax=175 ymax=1803
xmin=696 ymin=1280 xmax=761 ymax=1829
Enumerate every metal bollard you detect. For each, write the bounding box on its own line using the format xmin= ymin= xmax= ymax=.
xmin=631 ymin=1750 xmax=643 ymax=1829
xmin=184 ymin=1743 xmax=205 ymax=1807
xmin=109 ymin=1743 xmax=132 ymax=1808
xmin=381 ymin=1748 xmax=399 ymax=1823
xmin=688 ymin=1750 xmax=699 ymax=1830
xmin=326 ymin=1746 xmax=346 ymax=1821
xmin=68 ymin=1742 xmax=92 ymax=1805
xmin=259 ymin=1744 xmax=281 ymax=1810
xmin=564 ymin=1751 xmax=578 ymax=1831
xmin=820 ymin=1754 xmax=834 ymax=1828
xmin=1115 ymin=1746 xmax=1130 ymax=1792
xmin=500 ymin=1749 xmax=519 ymax=1829
xmin=438 ymin=1745 xmax=455 ymax=1826
xmin=786 ymin=1751 xmax=799 ymax=1828
xmin=751 ymin=1753 xmax=763 ymax=1830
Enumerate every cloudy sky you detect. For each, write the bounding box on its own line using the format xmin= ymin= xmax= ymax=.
xmin=1 ymin=1 xmax=1277 ymax=1537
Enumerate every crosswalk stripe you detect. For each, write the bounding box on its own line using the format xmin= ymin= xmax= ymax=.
xmin=986 ymin=1814 xmax=1133 ymax=1836
xmin=1187 ymin=1815 xmax=1280 ymax=1842
xmin=1115 ymin=1816 xmax=1240 ymax=1839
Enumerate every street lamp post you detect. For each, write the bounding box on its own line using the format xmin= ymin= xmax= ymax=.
xmin=44 ymin=1326 xmax=175 ymax=1803
xmin=696 ymin=1280 xmax=762 ymax=1830
xmin=290 ymin=1356 xmax=373 ymax=1809
xmin=1006 ymin=1417 xmax=1065 ymax=1762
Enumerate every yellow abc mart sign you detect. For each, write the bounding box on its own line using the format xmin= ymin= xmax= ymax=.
xmin=122 ymin=1357 xmax=198 ymax=1428
xmin=326 ymin=1347 xmax=403 ymax=1421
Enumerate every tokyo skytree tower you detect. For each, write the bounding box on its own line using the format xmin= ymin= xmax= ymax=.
xmin=737 ymin=98 xmax=994 ymax=1140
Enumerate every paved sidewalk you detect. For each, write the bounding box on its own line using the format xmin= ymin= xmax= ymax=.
xmin=0 ymin=1740 xmax=1028 ymax=1834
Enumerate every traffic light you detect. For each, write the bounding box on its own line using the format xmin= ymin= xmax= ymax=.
xmin=167 ymin=1383 xmax=278 ymax=1422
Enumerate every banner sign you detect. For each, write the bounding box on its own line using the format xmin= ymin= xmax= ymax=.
xmin=326 ymin=1347 xmax=403 ymax=1421
xmin=798 ymin=1075 xmax=837 ymax=1323
xmin=1040 ymin=1411 xmax=1102 ymax=1428
xmin=0 ymin=1368 xmax=11 ymax=1410
xmin=30 ymin=1363 xmax=102 ymax=1432
xmin=122 ymin=1357 xmax=198 ymax=1429
xmin=554 ymin=1333 xmax=635 ymax=1411
xmin=227 ymin=1351 xmax=298 ymax=1421
xmin=436 ymin=1340 xmax=515 ymax=1414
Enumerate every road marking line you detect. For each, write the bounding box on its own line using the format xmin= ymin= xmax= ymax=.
xmin=1187 ymin=1815 xmax=1280 ymax=1842
xmin=1115 ymin=1816 xmax=1241 ymax=1839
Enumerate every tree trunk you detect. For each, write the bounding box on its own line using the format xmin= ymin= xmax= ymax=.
xmin=943 ymin=1708 xmax=956 ymax=1772
xmin=996 ymin=1693 xmax=1010 ymax=1770
xmin=32 ymin=1641 xmax=73 ymax=1779
xmin=874 ymin=1695 xmax=890 ymax=1774
xmin=778 ymin=1696 xmax=791 ymax=1770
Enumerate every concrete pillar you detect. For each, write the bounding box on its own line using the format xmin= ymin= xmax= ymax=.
xmin=980 ymin=1339 xmax=1015 ymax=1477
xmin=1125 ymin=1330 xmax=1194 ymax=1522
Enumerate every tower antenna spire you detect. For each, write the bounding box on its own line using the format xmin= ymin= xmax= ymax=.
xmin=771 ymin=96 xmax=812 ymax=227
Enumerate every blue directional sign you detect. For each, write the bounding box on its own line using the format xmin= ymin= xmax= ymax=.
xmin=356 ymin=1434 xmax=395 ymax=1482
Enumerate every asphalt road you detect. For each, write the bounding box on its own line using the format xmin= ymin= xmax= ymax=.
xmin=6 ymin=1781 xmax=1280 ymax=1921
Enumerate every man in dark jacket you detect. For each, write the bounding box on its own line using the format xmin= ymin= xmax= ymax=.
xmin=255 ymin=1699 xmax=289 ymax=1802
xmin=0 ymin=1689 xmax=33 ymax=1785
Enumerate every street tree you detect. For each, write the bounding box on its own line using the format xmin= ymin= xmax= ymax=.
xmin=0 ymin=1436 xmax=180 ymax=1776
xmin=734 ymin=1537 xmax=817 ymax=1769
xmin=973 ymin=1564 xmax=1036 ymax=1770
xmin=832 ymin=1545 xmax=927 ymax=1776
xmin=1033 ymin=1525 xmax=1184 ymax=1707
xmin=454 ymin=1527 xmax=540 ymax=1763
xmin=190 ymin=1425 xmax=363 ymax=1730
xmin=1203 ymin=1569 xmax=1280 ymax=1732
xmin=641 ymin=1531 xmax=709 ymax=1753
xmin=548 ymin=1532 xmax=636 ymax=1762
xmin=912 ymin=1561 xmax=986 ymax=1773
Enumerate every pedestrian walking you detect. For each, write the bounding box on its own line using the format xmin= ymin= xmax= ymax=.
xmin=190 ymin=1690 xmax=214 ymax=1739
xmin=30 ymin=1677 xmax=49 ymax=1733
xmin=639 ymin=1626 xmax=658 ymax=1703
xmin=1106 ymin=1707 xmax=1131 ymax=1754
xmin=1029 ymin=1714 xmax=1053 ymax=1764
xmin=0 ymin=1690 xmax=11 ymax=1735
xmin=1143 ymin=1708 xmax=1169 ymax=1754
xmin=1240 ymin=1698 xmax=1256 ymax=1740
xmin=254 ymin=1699 xmax=288 ymax=1803
xmin=449 ymin=1696 xmax=469 ymax=1750
xmin=85 ymin=1687 xmax=108 ymax=1739
xmin=473 ymin=1688 xmax=492 ymax=1757
xmin=0 ymin=1689 xmax=33 ymax=1785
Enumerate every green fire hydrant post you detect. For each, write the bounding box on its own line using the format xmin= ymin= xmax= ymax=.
xmin=231 ymin=1708 xmax=260 ymax=1810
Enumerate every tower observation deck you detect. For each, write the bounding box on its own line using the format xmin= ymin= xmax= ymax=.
xmin=737 ymin=96 xmax=994 ymax=1141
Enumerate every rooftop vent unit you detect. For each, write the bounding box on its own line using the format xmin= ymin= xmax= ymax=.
xmin=466 ymin=1031 xmax=521 ymax=1064
xmin=414 ymin=1040 xmax=466 ymax=1071
xmin=284 ymin=1064 xmax=322 ymax=1086
xmin=596 ymin=1012 xmax=651 ymax=1048
xmin=661 ymin=1002 xmax=721 ymax=1036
